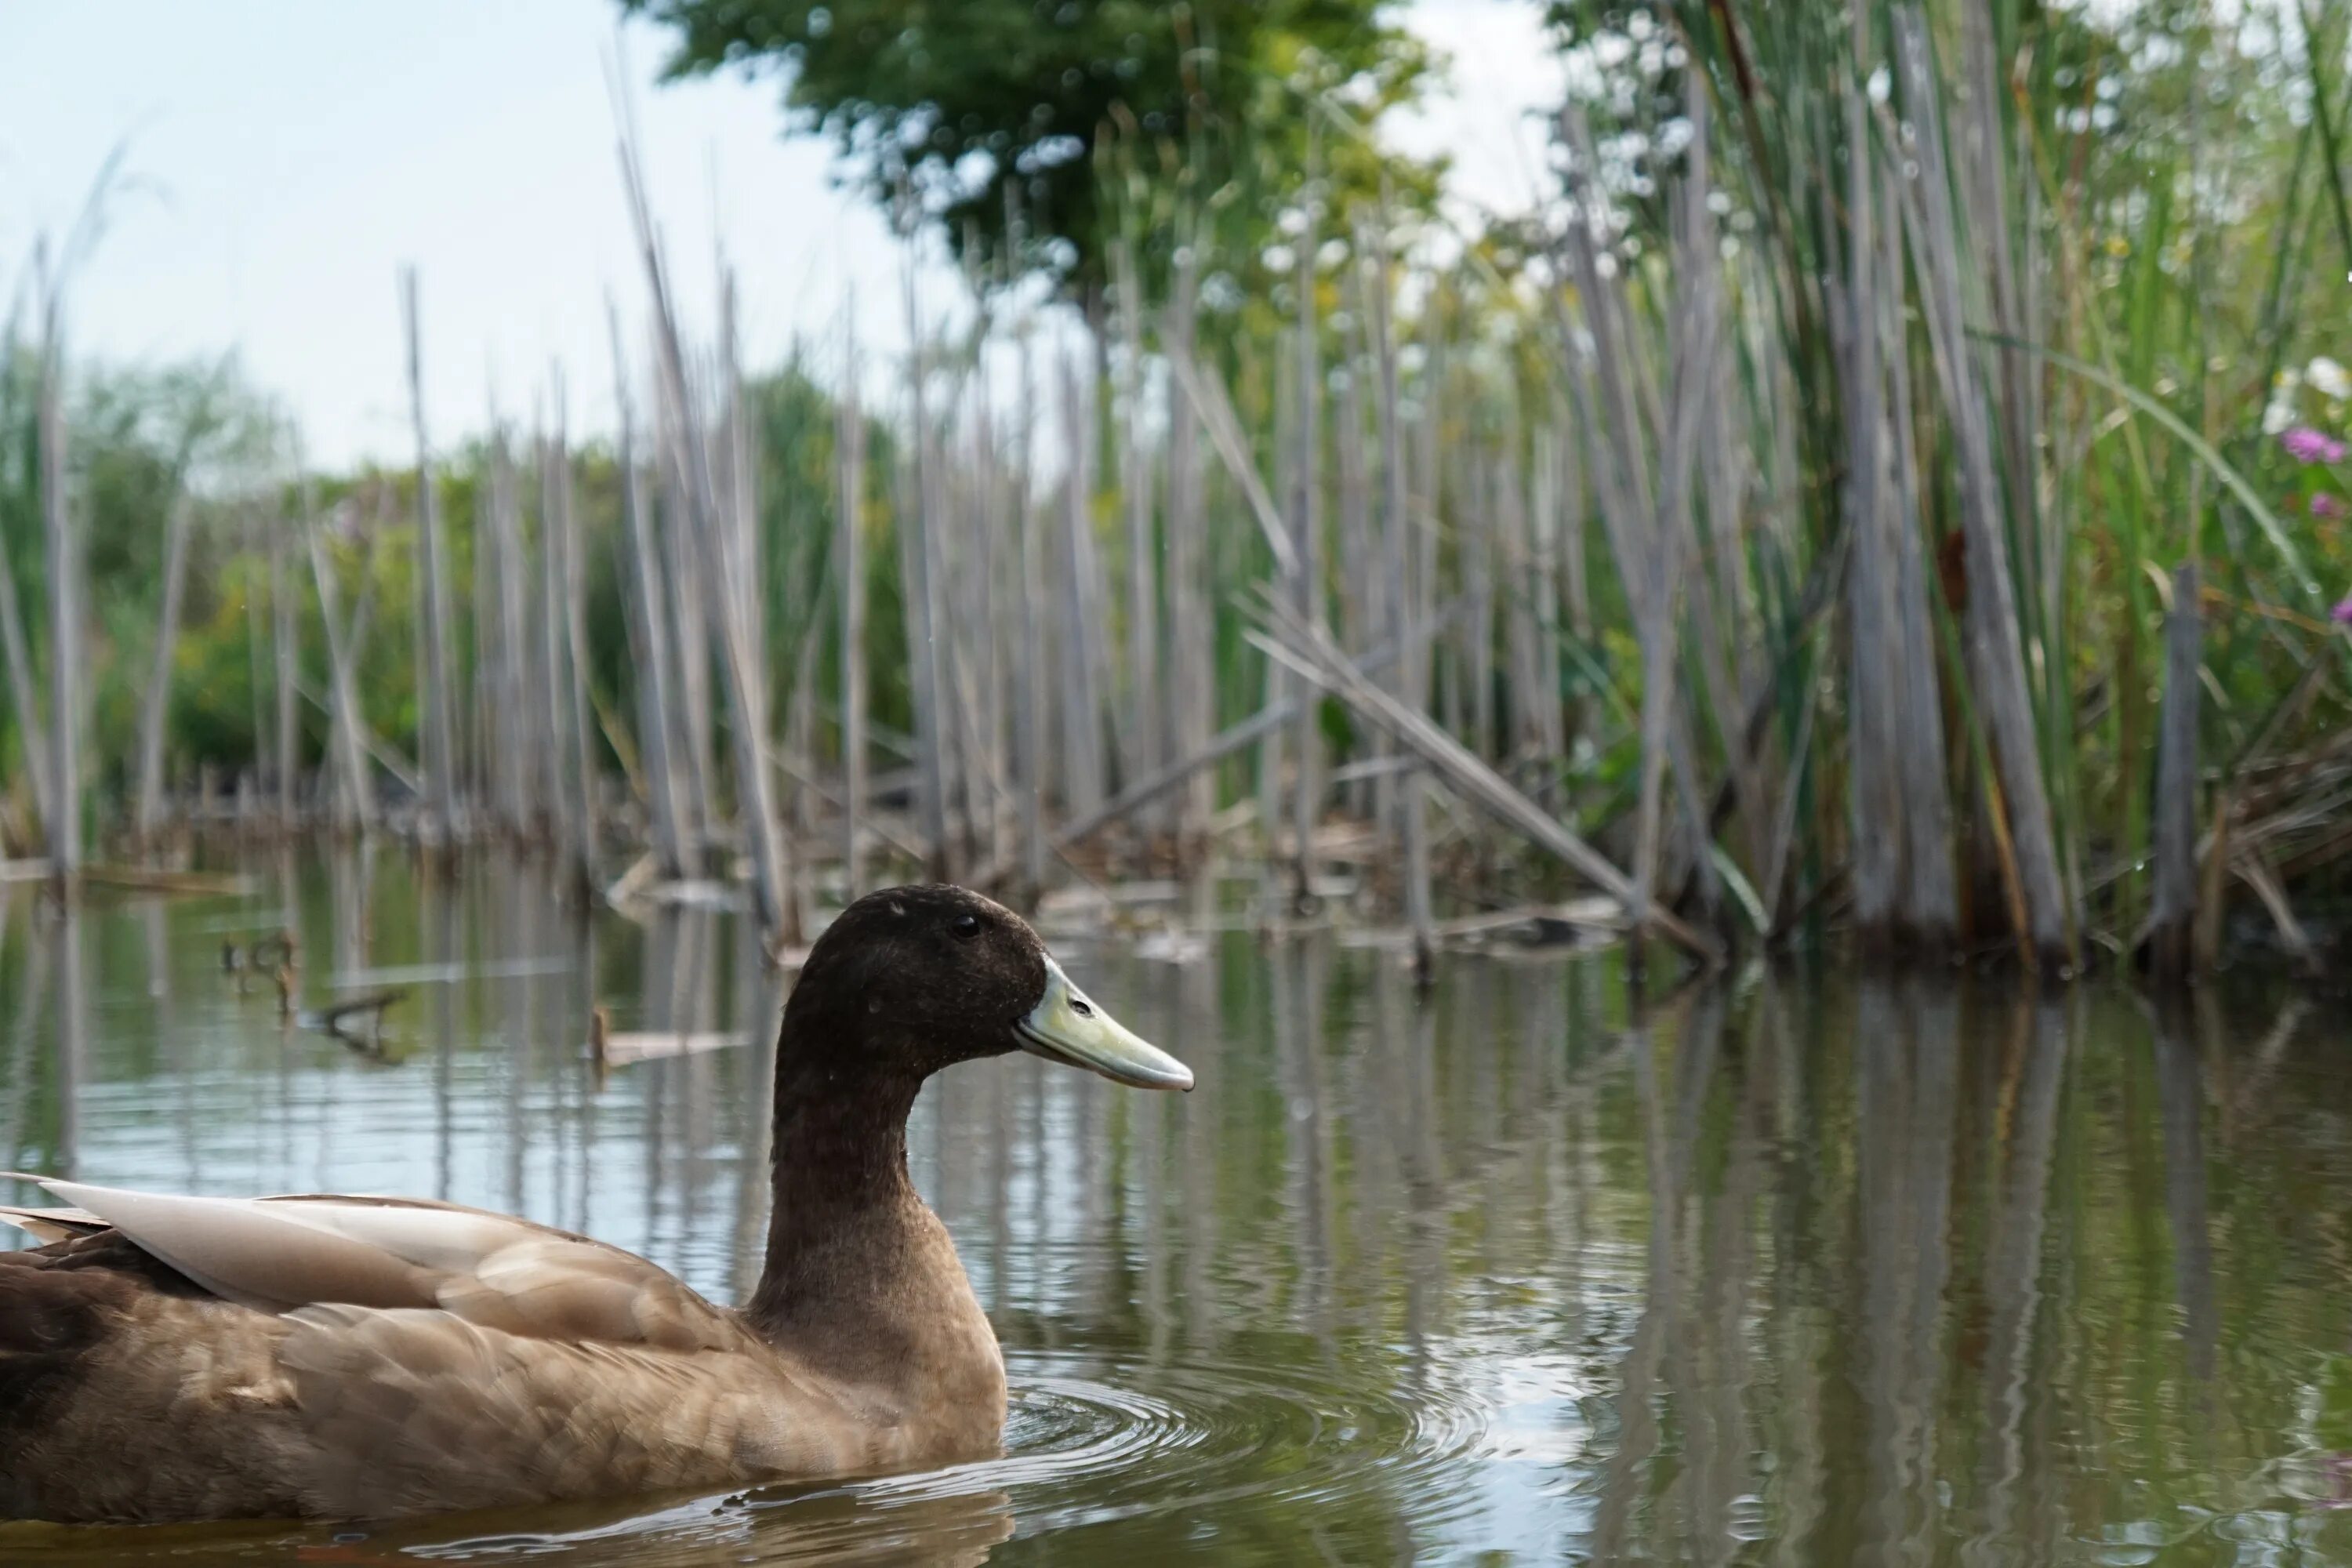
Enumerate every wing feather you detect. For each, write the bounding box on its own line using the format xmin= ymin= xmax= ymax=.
xmin=0 ymin=1203 xmax=108 ymax=1243
xmin=27 ymin=1178 xmax=748 ymax=1352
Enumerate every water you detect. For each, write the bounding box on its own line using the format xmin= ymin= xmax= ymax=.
xmin=0 ymin=851 xmax=2346 ymax=1565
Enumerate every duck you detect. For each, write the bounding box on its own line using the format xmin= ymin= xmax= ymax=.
xmin=0 ymin=884 xmax=1190 ymax=1523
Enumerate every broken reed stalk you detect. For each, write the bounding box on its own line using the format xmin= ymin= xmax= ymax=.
xmin=1029 ymin=604 xmax=1440 ymax=875
xmin=1254 ymin=592 xmax=1719 ymax=964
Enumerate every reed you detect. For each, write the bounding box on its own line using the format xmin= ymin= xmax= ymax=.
xmin=5 ymin=0 xmax=2343 ymax=979
xmin=400 ymin=268 xmax=459 ymax=848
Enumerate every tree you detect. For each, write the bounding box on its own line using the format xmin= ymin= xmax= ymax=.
xmin=620 ymin=0 xmax=1436 ymax=308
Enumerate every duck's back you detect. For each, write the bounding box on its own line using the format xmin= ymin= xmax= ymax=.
xmin=0 ymin=1192 xmax=893 ymax=1523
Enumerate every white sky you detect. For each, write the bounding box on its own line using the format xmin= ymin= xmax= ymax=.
xmin=0 ymin=0 xmax=1561 ymax=469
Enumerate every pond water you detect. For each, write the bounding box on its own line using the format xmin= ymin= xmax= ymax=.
xmin=0 ymin=850 xmax=2346 ymax=1565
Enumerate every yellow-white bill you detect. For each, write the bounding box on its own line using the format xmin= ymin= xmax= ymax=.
xmin=1017 ymin=956 xmax=1193 ymax=1091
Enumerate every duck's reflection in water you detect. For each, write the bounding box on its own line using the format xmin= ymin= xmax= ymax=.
xmin=336 ymin=1479 xmax=1015 ymax=1567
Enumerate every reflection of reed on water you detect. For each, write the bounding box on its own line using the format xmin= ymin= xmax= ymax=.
xmin=0 ymin=853 xmax=2343 ymax=1563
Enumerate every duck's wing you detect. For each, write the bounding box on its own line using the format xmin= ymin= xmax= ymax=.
xmin=1 ymin=1176 xmax=752 ymax=1354
xmin=0 ymin=1181 xmax=860 ymax=1520
xmin=0 ymin=1203 xmax=109 ymax=1243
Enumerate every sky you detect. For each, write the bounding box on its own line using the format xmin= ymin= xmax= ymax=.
xmin=0 ymin=1 xmax=1563 ymax=469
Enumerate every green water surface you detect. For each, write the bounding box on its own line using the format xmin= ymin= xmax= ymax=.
xmin=0 ymin=851 xmax=2343 ymax=1565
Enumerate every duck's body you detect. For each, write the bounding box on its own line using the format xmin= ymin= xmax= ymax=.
xmin=0 ymin=886 xmax=1188 ymax=1524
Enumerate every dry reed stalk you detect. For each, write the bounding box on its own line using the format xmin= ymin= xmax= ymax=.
xmin=898 ymin=270 xmax=949 ymax=877
xmin=271 ymin=502 xmax=298 ymax=829
xmin=488 ymin=433 xmax=535 ymax=838
xmin=1011 ymin=326 xmax=1048 ymax=902
xmin=1551 ymin=396 xmax=1594 ymax=644
xmin=1286 ymin=219 xmax=1323 ymax=902
xmin=1893 ymin=7 xmax=2070 ymax=964
xmin=1166 ymin=253 xmax=1214 ymax=862
xmin=1878 ymin=160 xmax=1958 ymax=943
xmin=1497 ymin=448 xmax=1544 ymax=768
xmin=468 ymin=431 xmax=498 ymax=815
xmin=2147 ymin=561 xmax=2201 ymax=982
xmin=1524 ymin=440 xmax=1566 ymax=791
xmin=1462 ymin=448 xmax=1495 ymax=766
xmin=837 ymin=318 xmax=869 ymax=898
xmin=659 ymin=413 xmax=717 ymax=856
xmin=535 ymin=426 xmax=576 ymax=858
xmin=306 ymin=506 xmax=376 ymax=833
xmin=38 ymin=321 xmax=78 ymax=877
xmin=1559 ymin=104 xmax=1717 ymax=945
xmin=134 ymin=491 xmax=194 ymax=845
xmin=1112 ymin=238 xmax=1160 ymax=819
xmin=0 ymin=314 xmax=50 ymax=842
xmin=612 ymin=309 xmax=688 ymax=878
xmin=614 ymin=125 xmax=792 ymax=935
xmin=1841 ymin=64 xmax=1902 ymax=939
xmin=719 ymin=274 xmax=801 ymax=943
xmin=953 ymin=376 xmax=1004 ymax=867
xmin=401 ymin=267 xmax=459 ymax=847
xmin=241 ymin=504 xmax=269 ymax=826
xmin=551 ymin=405 xmax=600 ymax=894
xmin=1054 ymin=349 xmax=1108 ymax=820
xmin=1360 ymin=213 xmax=1432 ymax=972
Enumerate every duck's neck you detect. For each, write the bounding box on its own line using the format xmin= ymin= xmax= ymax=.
xmin=748 ymin=1058 xmax=926 ymax=1330
xmin=745 ymin=1055 xmax=1002 ymax=1430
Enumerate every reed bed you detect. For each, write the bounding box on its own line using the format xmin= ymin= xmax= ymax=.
xmin=2 ymin=0 xmax=2348 ymax=981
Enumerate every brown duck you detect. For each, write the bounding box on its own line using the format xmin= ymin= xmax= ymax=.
xmin=0 ymin=885 xmax=1190 ymax=1523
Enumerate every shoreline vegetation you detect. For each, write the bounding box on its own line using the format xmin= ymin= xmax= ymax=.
xmin=4 ymin=2 xmax=2350 ymax=990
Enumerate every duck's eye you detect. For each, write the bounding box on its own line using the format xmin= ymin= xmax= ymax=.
xmin=951 ymin=913 xmax=982 ymax=939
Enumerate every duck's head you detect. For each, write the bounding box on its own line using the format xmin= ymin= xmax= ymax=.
xmin=781 ymin=884 xmax=1193 ymax=1092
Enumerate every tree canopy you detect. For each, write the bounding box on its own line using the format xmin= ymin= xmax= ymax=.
xmin=620 ymin=0 xmax=1436 ymax=307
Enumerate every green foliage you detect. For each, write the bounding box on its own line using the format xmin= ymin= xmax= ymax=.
xmin=620 ymin=0 xmax=1436 ymax=307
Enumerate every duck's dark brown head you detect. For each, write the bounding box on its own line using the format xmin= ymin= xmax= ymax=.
xmin=778 ymin=884 xmax=1192 ymax=1091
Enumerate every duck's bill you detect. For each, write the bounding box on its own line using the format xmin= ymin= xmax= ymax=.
xmin=1018 ymin=956 xmax=1194 ymax=1091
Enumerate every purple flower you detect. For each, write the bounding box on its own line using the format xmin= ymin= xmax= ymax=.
xmin=2315 ymin=492 xmax=2348 ymax=519
xmin=2282 ymin=426 xmax=2347 ymax=463
xmin=2335 ymin=597 xmax=2352 ymax=626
